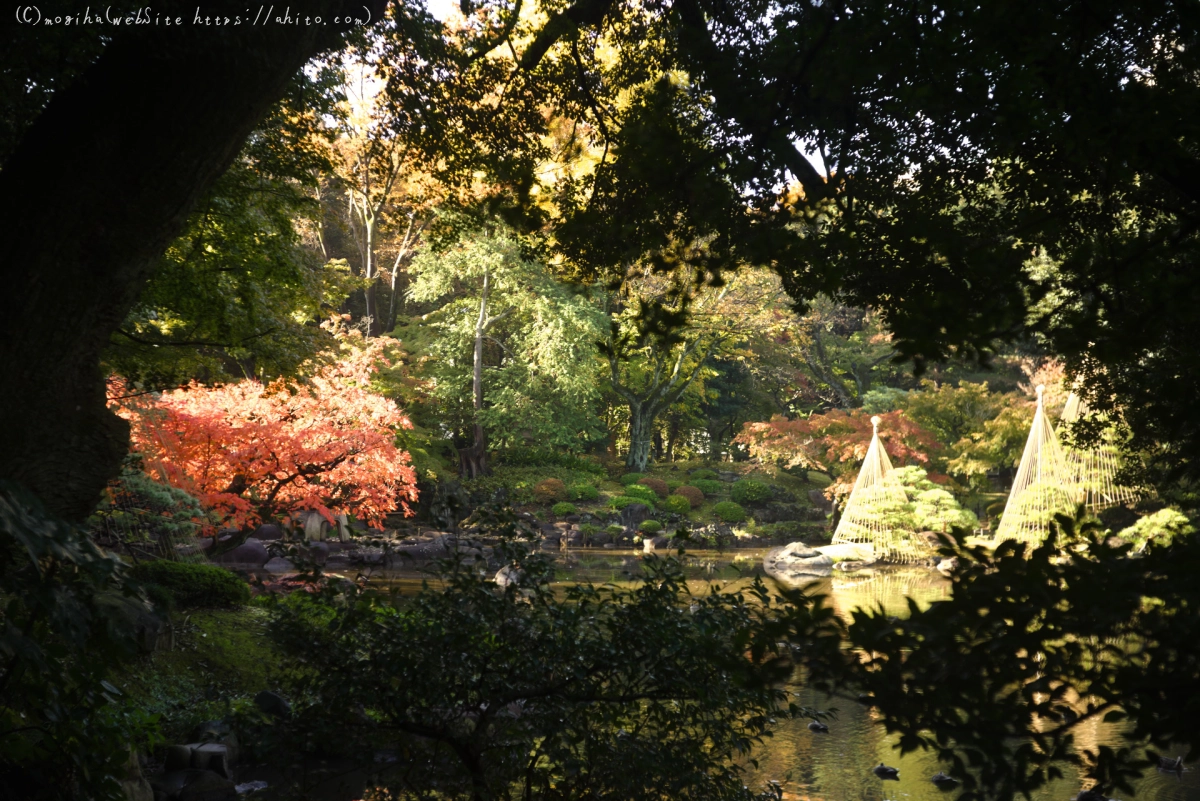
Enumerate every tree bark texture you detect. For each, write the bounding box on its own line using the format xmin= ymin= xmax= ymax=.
xmin=0 ymin=7 xmax=385 ymax=520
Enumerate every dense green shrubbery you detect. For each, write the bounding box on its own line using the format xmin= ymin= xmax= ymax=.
xmin=130 ymin=561 xmax=250 ymax=609
xmin=691 ymin=479 xmax=723 ymax=496
xmin=713 ymin=501 xmax=747 ymax=524
xmin=623 ymin=484 xmax=659 ymax=503
xmin=493 ymin=447 xmax=607 ymax=475
xmin=690 ymin=469 xmax=719 ymax=481
xmin=639 ymin=519 xmax=663 ymax=533
xmin=267 ymin=506 xmax=804 ymax=801
xmin=610 ymin=495 xmax=654 ymax=511
xmin=579 ymin=523 xmax=601 ymax=537
xmin=667 ymin=480 xmax=684 ymax=492
xmin=619 ymin=472 xmax=646 ymax=485
xmin=464 ymin=465 xmax=603 ymax=506
xmin=730 ymin=479 xmax=772 ymax=506
xmin=571 ymin=483 xmax=600 ymax=501
xmin=533 ymin=478 xmax=569 ymax=503
xmin=637 ymin=476 xmax=670 ymax=498
xmin=674 ymin=486 xmax=705 ymax=507
xmin=661 ymin=495 xmax=691 ymax=515
xmin=552 ymin=502 xmax=578 ymax=517
xmin=606 ymin=524 xmax=625 ymax=536
xmin=1119 ymin=508 xmax=1195 ymax=551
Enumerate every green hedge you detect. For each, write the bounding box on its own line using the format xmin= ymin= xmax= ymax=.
xmin=639 ymin=519 xmax=663 ymax=534
xmin=712 ymin=501 xmax=747 ymax=524
xmin=571 ymin=483 xmax=600 ymax=501
xmin=730 ymin=479 xmax=772 ymax=505
xmin=610 ymin=495 xmax=655 ymax=511
xmin=661 ymin=495 xmax=691 ymax=515
xmin=552 ymin=502 xmax=578 ymax=516
xmin=691 ymin=479 xmax=723 ymax=496
xmin=619 ymin=472 xmax=647 ymax=486
xmin=606 ymin=524 xmax=625 ymax=536
xmin=130 ymin=560 xmax=250 ymax=609
xmin=623 ymin=484 xmax=658 ymax=503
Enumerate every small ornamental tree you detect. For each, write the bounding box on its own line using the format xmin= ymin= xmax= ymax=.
xmin=110 ymin=338 xmax=418 ymax=531
xmin=735 ymin=409 xmax=939 ymax=502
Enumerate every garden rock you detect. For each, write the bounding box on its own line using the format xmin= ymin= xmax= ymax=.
xmin=191 ymin=721 xmax=239 ymax=765
xmin=263 ymin=556 xmax=294 ymax=573
xmin=214 ymin=539 xmax=268 ymax=567
xmin=149 ymin=769 xmax=236 ymax=801
xmin=303 ymin=541 xmax=330 ymax=565
xmin=935 ymin=557 xmax=959 ymax=576
xmin=642 ymin=535 xmax=670 ymax=553
xmin=254 ymin=690 xmax=291 ymax=719
xmin=763 ymin=542 xmax=834 ymax=586
xmin=815 ymin=542 xmax=876 ymax=564
xmin=718 ymin=471 xmax=739 ymax=482
xmin=495 ymin=565 xmax=522 ymax=588
xmin=253 ymin=524 xmax=283 ymax=541
xmin=618 ymin=502 xmax=651 ymax=529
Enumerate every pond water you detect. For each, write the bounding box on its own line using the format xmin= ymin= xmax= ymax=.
xmin=358 ymin=550 xmax=1199 ymax=801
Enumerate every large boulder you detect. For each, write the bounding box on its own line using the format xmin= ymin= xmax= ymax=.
xmin=763 ymin=542 xmax=834 ymax=586
xmin=253 ymin=523 xmax=283 ymax=541
xmin=212 ymin=538 xmax=268 ymax=567
xmin=618 ymin=503 xmax=651 ymax=530
xmin=808 ymin=489 xmax=833 ymax=510
xmin=814 ymin=542 xmax=876 ymax=564
xmin=262 ymin=557 xmax=294 ymax=573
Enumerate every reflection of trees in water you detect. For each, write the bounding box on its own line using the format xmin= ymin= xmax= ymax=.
xmin=826 ymin=568 xmax=950 ymax=620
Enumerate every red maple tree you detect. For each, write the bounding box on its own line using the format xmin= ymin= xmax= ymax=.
xmin=110 ymin=338 xmax=418 ymax=531
xmin=735 ymin=409 xmax=939 ymax=498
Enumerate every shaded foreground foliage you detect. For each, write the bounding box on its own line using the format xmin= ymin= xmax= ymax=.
xmin=265 ymin=507 xmax=839 ymax=800
xmin=806 ymin=510 xmax=1200 ymax=801
xmin=0 ymin=486 xmax=155 ymax=801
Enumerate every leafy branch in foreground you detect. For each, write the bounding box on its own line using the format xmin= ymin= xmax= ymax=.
xmin=806 ymin=509 xmax=1200 ymax=801
xmin=265 ymin=506 xmax=838 ymax=801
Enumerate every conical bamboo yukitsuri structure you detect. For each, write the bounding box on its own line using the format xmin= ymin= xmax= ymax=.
xmin=1060 ymin=392 xmax=1138 ymax=513
xmin=832 ymin=416 xmax=929 ymax=564
xmin=994 ymin=385 xmax=1076 ymax=547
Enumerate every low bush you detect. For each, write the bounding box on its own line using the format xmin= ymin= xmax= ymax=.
xmin=691 ymin=479 xmax=723 ymax=496
xmin=571 ymin=483 xmax=600 ymax=501
xmin=639 ymin=519 xmax=663 ymax=534
xmin=130 ymin=560 xmax=250 ymax=608
xmin=610 ymin=495 xmax=655 ymax=511
xmin=606 ymin=524 xmax=625 ymax=536
xmin=623 ymin=484 xmax=659 ymax=503
xmin=579 ymin=524 xmax=601 ymax=540
xmin=533 ymin=478 xmax=569 ymax=504
xmin=661 ymin=495 xmax=691 ymax=515
xmin=674 ymin=486 xmax=705 ymax=507
xmin=552 ymin=502 xmax=578 ymax=517
xmin=730 ymin=479 xmax=772 ymax=506
xmin=493 ymin=447 xmax=607 ymax=475
xmin=690 ymin=469 xmax=719 ymax=481
xmin=619 ymin=472 xmax=647 ymax=486
xmin=667 ymin=480 xmax=684 ymax=492
xmin=637 ymin=477 xmax=670 ymax=498
xmin=712 ymin=501 xmax=747 ymax=524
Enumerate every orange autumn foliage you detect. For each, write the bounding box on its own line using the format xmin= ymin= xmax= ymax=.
xmin=110 ymin=339 xmax=418 ymax=531
xmin=735 ymin=409 xmax=939 ymax=499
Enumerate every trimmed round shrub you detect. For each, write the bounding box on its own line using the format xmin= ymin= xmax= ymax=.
xmin=674 ymin=485 xmax=705 ymax=507
xmin=606 ymin=524 xmax=625 ymax=536
xmin=130 ymin=560 xmax=250 ymax=608
xmin=690 ymin=469 xmax=719 ymax=481
xmin=637 ymin=477 xmax=669 ymax=498
xmin=572 ymin=483 xmax=600 ymax=501
xmin=638 ymin=519 xmax=663 ymax=534
xmin=661 ymin=495 xmax=691 ymax=515
xmin=691 ymin=479 xmax=722 ymax=496
xmin=730 ymin=479 xmax=772 ymax=506
xmin=623 ymin=484 xmax=658 ymax=503
xmin=552 ymin=502 xmax=578 ymax=517
xmin=610 ymin=495 xmax=655 ymax=511
xmin=579 ymin=523 xmax=601 ymax=538
xmin=666 ymin=480 xmax=684 ymax=492
xmin=619 ymin=472 xmax=647 ymax=486
xmin=534 ymin=478 xmax=569 ymax=503
xmin=713 ymin=501 xmax=747 ymax=524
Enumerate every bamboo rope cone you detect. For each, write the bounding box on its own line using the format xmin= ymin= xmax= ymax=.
xmin=832 ymin=416 xmax=929 ymax=564
xmin=1061 ymin=392 xmax=1138 ymax=513
xmin=995 ymin=385 xmax=1076 ymax=547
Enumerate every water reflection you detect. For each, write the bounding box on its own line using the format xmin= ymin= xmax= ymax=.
xmin=361 ymin=551 xmax=1198 ymax=801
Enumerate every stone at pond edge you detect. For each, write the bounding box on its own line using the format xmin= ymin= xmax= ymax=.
xmin=763 ymin=542 xmax=833 ymax=586
xmin=254 ymin=690 xmax=291 ymax=719
xmin=262 ymin=556 xmax=294 ymax=573
xmin=618 ymin=503 xmax=651 ymax=530
xmin=213 ymin=538 xmax=268 ymax=567
xmin=495 ymin=565 xmax=522 ymax=588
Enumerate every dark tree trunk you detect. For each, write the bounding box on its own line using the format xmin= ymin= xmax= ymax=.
xmin=626 ymin=405 xmax=654 ymax=472
xmin=0 ymin=6 xmax=385 ymax=521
